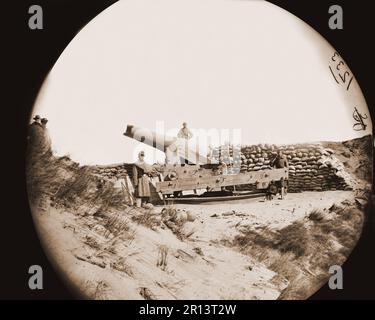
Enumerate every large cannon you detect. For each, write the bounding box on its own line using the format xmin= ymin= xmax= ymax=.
xmin=124 ymin=124 xmax=288 ymax=203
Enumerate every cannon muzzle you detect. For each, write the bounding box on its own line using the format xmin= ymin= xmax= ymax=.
xmin=124 ymin=125 xmax=176 ymax=153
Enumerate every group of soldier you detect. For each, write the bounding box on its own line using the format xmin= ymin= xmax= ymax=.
xmin=27 ymin=115 xmax=52 ymax=163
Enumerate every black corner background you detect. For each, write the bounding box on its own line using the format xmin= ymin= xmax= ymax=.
xmin=3 ymin=0 xmax=374 ymax=301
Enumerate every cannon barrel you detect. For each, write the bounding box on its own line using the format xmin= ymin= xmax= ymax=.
xmin=123 ymin=124 xmax=208 ymax=164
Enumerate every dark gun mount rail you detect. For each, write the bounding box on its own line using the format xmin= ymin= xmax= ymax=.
xmin=164 ymin=190 xmax=267 ymax=204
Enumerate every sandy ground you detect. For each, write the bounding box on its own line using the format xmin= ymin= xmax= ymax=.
xmin=34 ymin=207 xmax=283 ymax=299
xmin=172 ymin=191 xmax=355 ymax=242
xmin=33 ymin=190 xmax=355 ymax=300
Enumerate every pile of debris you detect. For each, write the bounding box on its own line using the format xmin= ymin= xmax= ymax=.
xmin=128 ymin=205 xmax=198 ymax=239
xmin=160 ymin=207 xmax=197 ymax=239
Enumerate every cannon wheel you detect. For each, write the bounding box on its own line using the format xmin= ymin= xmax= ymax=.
xmin=268 ymin=183 xmax=278 ymax=195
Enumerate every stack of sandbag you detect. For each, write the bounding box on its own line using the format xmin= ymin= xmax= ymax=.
xmin=92 ymin=164 xmax=129 ymax=180
xmin=281 ymin=145 xmax=355 ymax=192
xmin=211 ymin=144 xmax=243 ymax=174
xmin=211 ymin=142 xmax=355 ymax=193
xmin=91 ymin=142 xmax=355 ymax=193
xmin=240 ymin=144 xmax=275 ymax=173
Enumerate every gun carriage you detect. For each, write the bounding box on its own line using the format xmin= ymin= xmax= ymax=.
xmin=124 ymin=125 xmax=288 ymax=203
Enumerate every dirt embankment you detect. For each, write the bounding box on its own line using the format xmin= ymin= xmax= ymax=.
xmin=32 ymin=188 xmax=365 ymax=300
xmin=34 ymin=205 xmax=287 ymax=300
xmin=222 ymin=198 xmax=364 ymax=299
xmin=322 ymin=135 xmax=373 ymax=189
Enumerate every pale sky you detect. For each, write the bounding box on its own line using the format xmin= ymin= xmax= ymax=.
xmin=33 ymin=0 xmax=372 ymax=165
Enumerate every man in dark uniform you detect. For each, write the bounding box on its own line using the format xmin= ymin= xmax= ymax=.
xmin=28 ymin=115 xmax=42 ymax=138
xmin=132 ymin=151 xmax=153 ymax=206
xmin=272 ymin=150 xmax=289 ymax=169
xmin=40 ymin=118 xmax=52 ymax=156
xmin=272 ymin=150 xmax=289 ymax=199
xmin=27 ymin=115 xmax=45 ymax=164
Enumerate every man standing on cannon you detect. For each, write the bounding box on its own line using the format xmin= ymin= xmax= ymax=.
xmin=177 ymin=122 xmax=193 ymax=140
xmin=177 ymin=122 xmax=194 ymax=165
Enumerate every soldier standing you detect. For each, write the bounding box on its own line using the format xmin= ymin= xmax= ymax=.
xmin=132 ymin=151 xmax=153 ymax=207
xmin=272 ymin=150 xmax=289 ymax=199
xmin=177 ymin=122 xmax=193 ymax=164
xmin=27 ymin=115 xmax=46 ymax=163
xmin=40 ymin=118 xmax=52 ymax=156
xmin=177 ymin=122 xmax=193 ymax=140
xmin=28 ymin=115 xmax=43 ymax=141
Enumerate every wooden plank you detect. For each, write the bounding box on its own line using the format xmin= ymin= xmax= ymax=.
xmin=156 ymin=168 xmax=288 ymax=193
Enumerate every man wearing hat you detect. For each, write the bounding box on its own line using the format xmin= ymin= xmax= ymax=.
xmin=29 ymin=115 xmax=42 ymax=130
xmin=40 ymin=118 xmax=52 ymax=155
xmin=27 ymin=115 xmax=45 ymax=163
xmin=32 ymin=115 xmax=41 ymax=123
xmin=177 ymin=122 xmax=193 ymax=164
xmin=27 ymin=115 xmax=52 ymax=160
xmin=132 ymin=151 xmax=154 ymax=206
xmin=41 ymin=117 xmax=48 ymax=127
xmin=271 ymin=150 xmax=289 ymax=199
xmin=177 ymin=122 xmax=193 ymax=140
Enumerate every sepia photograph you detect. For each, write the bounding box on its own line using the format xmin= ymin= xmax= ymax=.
xmin=25 ymin=0 xmax=373 ymax=300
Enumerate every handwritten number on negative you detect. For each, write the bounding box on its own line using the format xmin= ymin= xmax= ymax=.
xmin=329 ymin=52 xmax=354 ymax=91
